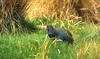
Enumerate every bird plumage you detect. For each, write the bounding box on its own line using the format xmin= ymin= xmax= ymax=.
xmin=46 ymin=25 xmax=74 ymax=44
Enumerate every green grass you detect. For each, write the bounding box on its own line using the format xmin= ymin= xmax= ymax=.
xmin=0 ymin=20 xmax=100 ymax=59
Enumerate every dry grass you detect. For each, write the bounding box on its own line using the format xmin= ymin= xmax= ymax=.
xmin=0 ymin=0 xmax=30 ymax=33
xmin=0 ymin=0 xmax=100 ymax=33
xmin=76 ymin=42 xmax=100 ymax=59
xmin=24 ymin=0 xmax=100 ymax=23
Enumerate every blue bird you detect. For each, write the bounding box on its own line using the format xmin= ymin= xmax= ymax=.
xmin=45 ymin=25 xmax=74 ymax=44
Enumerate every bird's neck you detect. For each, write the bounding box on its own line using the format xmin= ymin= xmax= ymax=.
xmin=48 ymin=29 xmax=56 ymax=34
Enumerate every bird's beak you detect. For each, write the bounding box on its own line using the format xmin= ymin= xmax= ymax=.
xmin=37 ymin=25 xmax=47 ymax=30
xmin=41 ymin=26 xmax=47 ymax=30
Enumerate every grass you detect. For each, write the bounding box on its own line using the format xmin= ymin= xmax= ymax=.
xmin=0 ymin=20 xmax=100 ymax=59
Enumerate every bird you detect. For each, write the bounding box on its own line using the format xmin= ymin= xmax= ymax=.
xmin=44 ymin=25 xmax=74 ymax=44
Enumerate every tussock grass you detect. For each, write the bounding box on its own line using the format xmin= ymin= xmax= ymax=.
xmin=0 ymin=0 xmax=29 ymax=33
xmin=25 ymin=0 xmax=100 ymax=23
xmin=0 ymin=0 xmax=100 ymax=34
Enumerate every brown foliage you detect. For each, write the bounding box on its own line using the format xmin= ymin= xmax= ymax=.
xmin=25 ymin=0 xmax=100 ymax=23
xmin=0 ymin=0 xmax=28 ymax=33
xmin=0 ymin=0 xmax=100 ymax=33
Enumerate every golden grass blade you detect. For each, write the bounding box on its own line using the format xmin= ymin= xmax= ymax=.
xmin=39 ymin=34 xmax=49 ymax=59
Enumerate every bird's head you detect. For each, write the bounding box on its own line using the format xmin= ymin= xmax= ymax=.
xmin=46 ymin=25 xmax=54 ymax=31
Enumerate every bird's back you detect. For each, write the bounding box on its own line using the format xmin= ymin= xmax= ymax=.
xmin=56 ymin=28 xmax=72 ymax=36
xmin=55 ymin=28 xmax=74 ymax=44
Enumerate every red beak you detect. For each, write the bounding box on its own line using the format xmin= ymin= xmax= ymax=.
xmin=37 ymin=25 xmax=47 ymax=30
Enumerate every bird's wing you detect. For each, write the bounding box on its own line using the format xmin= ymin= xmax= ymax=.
xmin=56 ymin=28 xmax=72 ymax=36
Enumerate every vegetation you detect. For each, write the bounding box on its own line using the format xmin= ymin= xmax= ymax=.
xmin=0 ymin=18 xmax=100 ymax=59
xmin=0 ymin=0 xmax=100 ymax=33
xmin=25 ymin=0 xmax=100 ymax=23
xmin=0 ymin=0 xmax=100 ymax=59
